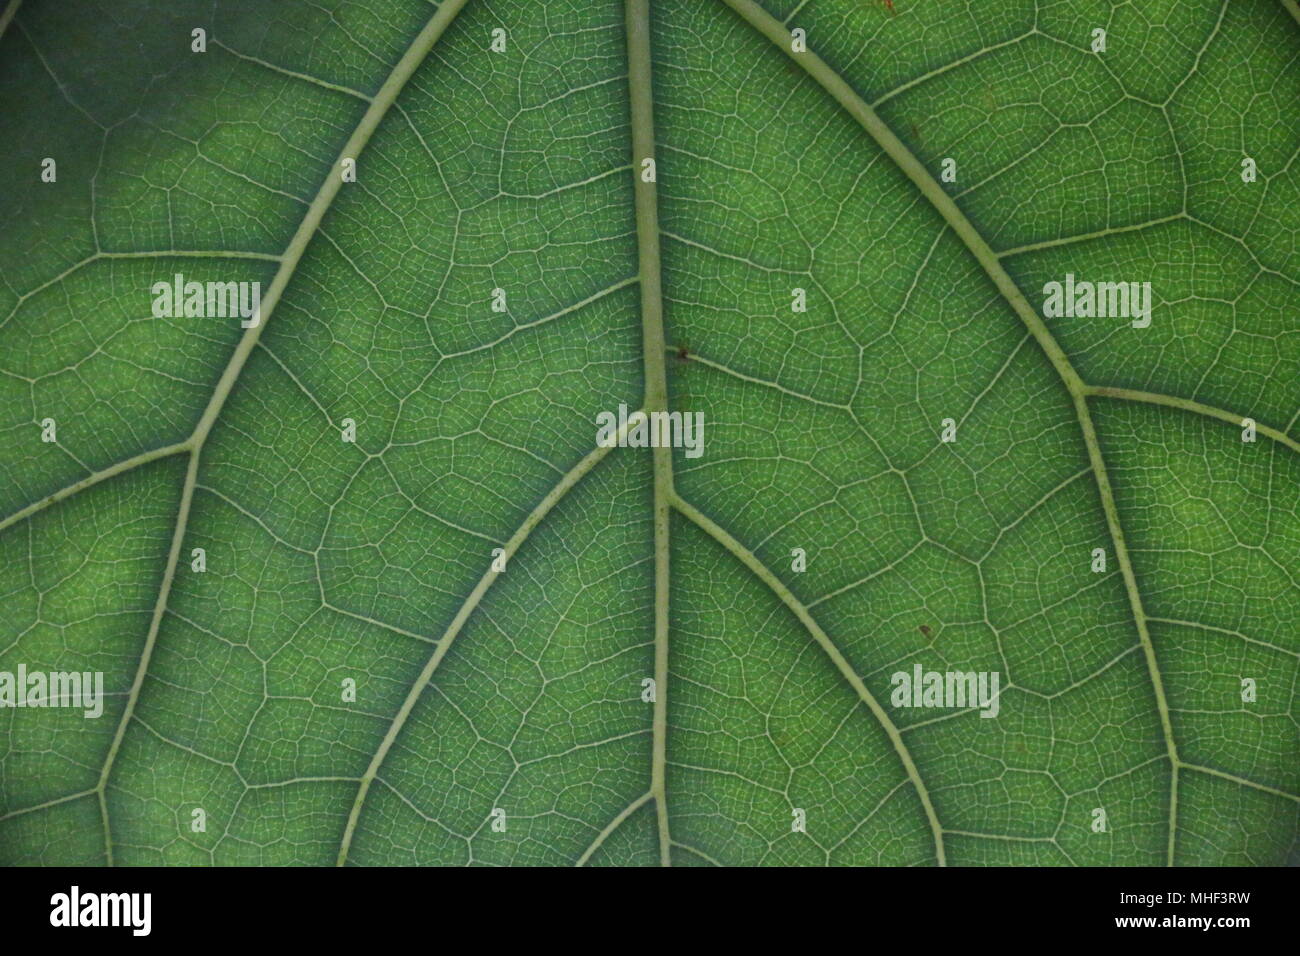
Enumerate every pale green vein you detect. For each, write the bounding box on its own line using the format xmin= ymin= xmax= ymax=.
xmin=13 ymin=18 xmax=99 ymax=129
xmin=440 ymin=275 xmax=639 ymax=361
xmin=336 ymin=412 xmax=643 ymax=866
xmin=92 ymin=0 xmax=476 ymax=865
xmin=0 ymin=440 xmax=190 ymax=534
xmin=945 ymin=830 xmax=1059 ymax=844
xmin=808 ymin=538 xmax=926 ymax=608
xmin=576 ymin=791 xmax=653 ymax=866
xmin=671 ymin=492 xmax=947 ymax=866
xmin=980 ymin=467 xmax=1092 ymax=561
xmin=0 ymin=787 xmax=95 ymax=824
xmin=98 ymin=249 xmax=284 ymax=262
xmin=996 ymin=214 xmax=1187 ymax=259
xmin=1086 ymin=386 xmax=1300 ymax=455
xmin=1284 ymin=0 xmax=1300 ymax=29
xmin=670 ymin=345 xmax=849 ymax=412
xmin=1147 ymin=616 xmax=1300 ymax=660
xmin=1181 ymin=764 xmax=1299 ymax=804
xmin=190 ymin=0 xmax=475 ymax=445
xmin=672 ymin=840 xmax=724 ymax=866
xmin=0 ymin=0 xmax=21 ymax=45
xmin=211 ymin=38 xmax=374 ymax=103
xmin=871 ymin=31 xmax=1034 ymax=109
xmin=504 ymin=164 xmax=634 ymax=201
xmin=325 ymin=603 xmax=437 ymax=645
xmin=1075 ymin=376 xmax=1181 ymax=867
xmin=716 ymin=0 xmax=1083 ymax=393
xmin=782 ymin=0 xmax=811 ymax=28
xmin=719 ymin=0 xmax=1183 ymax=865
xmin=2 ymin=250 xmax=282 ymax=329
xmin=828 ymin=779 xmax=910 ymax=856
xmin=96 ymin=449 xmax=198 ymax=864
xmin=626 ymin=0 xmax=675 ymax=868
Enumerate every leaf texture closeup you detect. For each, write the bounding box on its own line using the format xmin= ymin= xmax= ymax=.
xmin=0 ymin=0 xmax=1297 ymax=867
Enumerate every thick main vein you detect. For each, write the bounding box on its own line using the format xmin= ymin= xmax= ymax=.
xmin=625 ymin=0 xmax=675 ymax=867
xmin=91 ymin=0 xmax=476 ymax=864
xmin=718 ymin=0 xmax=1183 ymax=863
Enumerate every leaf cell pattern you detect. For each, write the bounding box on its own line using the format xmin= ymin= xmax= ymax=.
xmin=0 ymin=0 xmax=1297 ymax=866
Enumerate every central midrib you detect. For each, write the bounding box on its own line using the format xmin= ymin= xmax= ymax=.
xmin=624 ymin=0 xmax=677 ymax=869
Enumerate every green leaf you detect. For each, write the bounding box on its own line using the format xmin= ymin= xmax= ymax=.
xmin=1 ymin=0 xmax=1297 ymax=867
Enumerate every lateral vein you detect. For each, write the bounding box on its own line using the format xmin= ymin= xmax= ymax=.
xmin=336 ymin=414 xmax=643 ymax=865
xmin=211 ymin=39 xmax=374 ymax=102
xmin=717 ymin=0 xmax=1182 ymax=865
xmin=1086 ymin=386 xmax=1300 ymax=454
xmin=671 ymin=492 xmax=947 ymax=866
xmin=576 ymin=791 xmax=654 ymax=866
xmin=1180 ymin=763 xmax=1299 ymax=803
xmin=92 ymin=0 xmax=478 ymax=865
xmin=0 ymin=440 xmax=190 ymax=534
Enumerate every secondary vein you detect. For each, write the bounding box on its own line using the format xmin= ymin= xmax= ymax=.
xmin=337 ymin=415 xmax=642 ymax=865
xmin=717 ymin=0 xmax=1183 ymax=864
xmin=93 ymin=0 xmax=477 ymax=865
xmin=671 ymin=492 xmax=947 ymax=866
xmin=1086 ymin=386 xmax=1300 ymax=454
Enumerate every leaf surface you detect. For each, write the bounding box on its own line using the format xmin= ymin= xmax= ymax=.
xmin=0 ymin=0 xmax=1297 ymax=866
